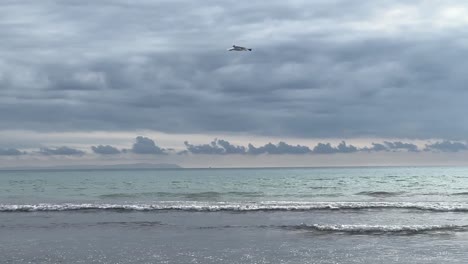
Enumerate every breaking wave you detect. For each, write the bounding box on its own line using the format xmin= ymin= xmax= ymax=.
xmin=284 ymin=224 xmax=468 ymax=235
xmin=3 ymin=201 xmax=468 ymax=212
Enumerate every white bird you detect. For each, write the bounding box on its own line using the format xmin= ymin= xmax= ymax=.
xmin=227 ymin=45 xmax=252 ymax=51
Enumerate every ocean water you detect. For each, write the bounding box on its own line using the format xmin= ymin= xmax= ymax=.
xmin=1 ymin=167 xmax=468 ymax=263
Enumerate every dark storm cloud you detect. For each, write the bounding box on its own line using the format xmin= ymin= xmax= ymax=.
xmin=0 ymin=148 xmax=26 ymax=156
xmin=424 ymin=141 xmax=468 ymax=152
xmin=91 ymin=145 xmax=121 ymax=155
xmin=38 ymin=147 xmax=85 ymax=156
xmin=131 ymin=136 xmax=166 ymax=154
xmin=2 ymin=1 xmax=468 ymax=140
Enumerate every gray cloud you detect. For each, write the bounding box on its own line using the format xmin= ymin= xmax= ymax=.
xmin=362 ymin=141 xmax=420 ymax=152
xmin=91 ymin=145 xmax=121 ymax=155
xmin=383 ymin=141 xmax=420 ymax=152
xmin=184 ymin=139 xmax=246 ymax=154
xmin=0 ymin=148 xmax=26 ymax=156
xmin=312 ymin=141 xmax=358 ymax=154
xmin=424 ymin=141 xmax=468 ymax=152
xmin=248 ymin=142 xmax=311 ymax=155
xmin=38 ymin=147 xmax=85 ymax=156
xmin=182 ymin=139 xmax=426 ymax=155
xmin=337 ymin=141 xmax=359 ymax=153
xmin=216 ymin=139 xmax=246 ymax=154
xmin=312 ymin=143 xmax=337 ymax=154
xmin=8 ymin=136 xmax=468 ymax=158
xmin=184 ymin=140 xmax=225 ymax=155
xmin=183 ymin=139 xmax=311 ymax=155
xmin=362 ymin=143 xmax=388 ymax=152
xmin=131 ymin=136 xmax=166 ymax=154
xmin=1 ymin=1 xmax=468 ymax=140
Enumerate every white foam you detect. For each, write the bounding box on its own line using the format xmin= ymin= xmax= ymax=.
xmin=293 ymin=224 xmax=468 ymax=234
xmin=2 ymin=201 xmax=468 ymax=212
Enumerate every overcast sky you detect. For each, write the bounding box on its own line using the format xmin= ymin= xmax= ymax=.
xmin=1 ymin=0 xmax=468 ymax=167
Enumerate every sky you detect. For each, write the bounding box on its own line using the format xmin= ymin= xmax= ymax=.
xmin=1 ymin=0 xmax=468 ymax=168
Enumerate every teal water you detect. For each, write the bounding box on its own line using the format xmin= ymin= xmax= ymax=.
xmin=2 ymin=167 xmax=468 ymax=263
xmin=2 ymin=167 xmax=468 ymax=203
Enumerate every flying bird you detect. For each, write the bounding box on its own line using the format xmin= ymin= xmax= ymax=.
xmin=227 ymin=45 xmax=252 ymax=51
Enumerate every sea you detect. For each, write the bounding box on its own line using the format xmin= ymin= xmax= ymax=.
xmin=1 ymin=166 xmax=468 ymax=263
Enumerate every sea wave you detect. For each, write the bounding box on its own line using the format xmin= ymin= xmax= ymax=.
xmin=3 ymin=201 xmax=468 ymax=212
xmin=284 ymin=224 xmax=468 ymax=235
xmin=98 ymin=191 xmax=265 ymax=199
xmin=356 ymin=191 xmax=405 ymax=197
xmin=451 ymin=192 xmax=468 ymax=196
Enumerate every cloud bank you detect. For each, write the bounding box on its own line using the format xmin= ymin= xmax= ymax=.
xmin=1 ymin=1 xmax=468 ymax=140
xmin=182 ymin=139 xmax=418 ymax=155
xmin=4 ymin=137 xmax=468 ymax=157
